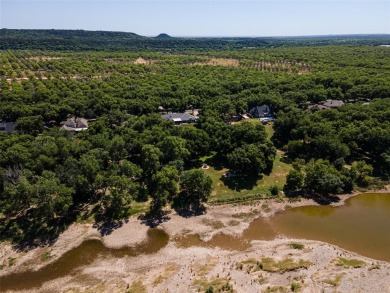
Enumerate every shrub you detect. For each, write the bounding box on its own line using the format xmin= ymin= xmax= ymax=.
xmin=269 ymin=185 xmax=280 ymax=196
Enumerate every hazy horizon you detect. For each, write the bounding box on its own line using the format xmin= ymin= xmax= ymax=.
xmin=1 ymin=0 xmax=389 ymax=37
xmin=2 ymin=28 xmax=390 ymax=39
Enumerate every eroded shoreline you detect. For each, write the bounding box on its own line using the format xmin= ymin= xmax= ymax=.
xmin=1 ymin=190 xmax=389 ymax=292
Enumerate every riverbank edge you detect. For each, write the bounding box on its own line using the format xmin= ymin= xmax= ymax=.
xmin=0 ymin=189 xmax=389 ymax=279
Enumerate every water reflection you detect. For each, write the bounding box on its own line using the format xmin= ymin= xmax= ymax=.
xmin=0 ymin=228 xmax=168 ymax=291
xmin=271 ymin=193 xmax=390 ymax=261
xmin=174 ymin=217 xmax=277 ymax=250
xmin=175 ymin=233 xmax=251 ymax=251
xmin=174 ymin=194 xmax=390 ymax=262
xmin=289 ymin=205 xmax=337 ymax=217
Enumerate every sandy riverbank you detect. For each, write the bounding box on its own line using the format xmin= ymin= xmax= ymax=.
xmin=1 ymin=190 xmax=389 ymax=292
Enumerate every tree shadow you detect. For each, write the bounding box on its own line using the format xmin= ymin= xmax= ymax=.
xmin=204 ymin=153 xmax=228 ymax=171
xmin=263 ymin=163 xmax=273 ymax=176
xmin=280 ymin=155 xmax=292 ymax=164
xmin=0 ymin=210 xmax=76 ymax=252
xmin=221 ymin=174 xmax=260 ymax=192
xmin=306 ymin=194 xmax=342 ymax=205
xmin=138 ymin=211 xmax=171 ymax=228
xmin=93 ymin=219 xmax=127 ymax=236
xmin=186 ymin=159 xmax=204 ymax=169
xmin=173 ymin=205 xmax=207 ymax=218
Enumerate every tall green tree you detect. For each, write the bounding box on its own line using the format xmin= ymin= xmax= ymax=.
xmin=228 ymin=143 xmax=275 ymax=176
xmin=100 ymin=175 xmax=134 ymax=220
xmin=158 ymin=136 xmax=190 ymax=164
xmin=284 ymin=169 xmax=305 ymax=195
xmin=304 ymin=159 xmax=345 ymax=196
xmin=176 ymin=169 xmax=212 ymax=210
xmin=150 ymin=166 xmax=179 ymax=214
xmin=140 ymin=144 xmax=162 ymax=179
xmin=34 ymin=171 xmax=74 ymax=220
xmin=16 ymin=115 xmax=44 ymax=135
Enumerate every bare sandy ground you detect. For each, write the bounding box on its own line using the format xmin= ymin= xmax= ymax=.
xmin=1 ymin=190 xmax=389 ymax=293
xmin=134 ymin=57 xmax=155 ymax=65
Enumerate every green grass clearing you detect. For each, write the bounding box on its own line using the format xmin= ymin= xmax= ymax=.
xmin=200 ymin=123 xmax=291 ymax=204
xmin=333 ymin=257 xmax=365 ymax=268
xmin=203 ymin=151 xmax=291 ymax=203
xmin=129 ymin=201 xmax=150 ymax=216
xmin=238 ymin=257 xmax=312 ymax=273
xmin=323 ymin=274 xmax=344 ymax=287
xmin=290 ymin=282 xmax=302 ymax=292
xmin=263 ymin=286 xmax=289 ymax=293
xmin=193 ymin=278 xmax=234 ymax=293
xmin=290 ymin=243 xmax=305 ymax=250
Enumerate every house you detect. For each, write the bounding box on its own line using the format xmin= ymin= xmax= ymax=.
xmin=184 ymin=109 xmax=200 ymax=117
xmin=322 ymin=99 xmax=344 ymax=109
xmin=60 ymin=117 xmax=88 ymax=132
xmin=259 ymin=117 xmax=275 ymax=125
xmin=161 ymin=113 xmax=198 ymax=125
xmin=309 ymin=104 xmax=329 ymax=110
xmin=0 ymin=122 xmax=17 ymax=133
xmin=158 ymin=106 xmax=166 ymax=113
xmin=309 ymin=100 xmax=345 ymax=111
xmin=228 ymin=115 xmax=243 ymax=123
xmin=249 ymin=105 xmax=272 ymax=118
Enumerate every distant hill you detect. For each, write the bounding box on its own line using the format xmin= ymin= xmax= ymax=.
xmin=0 ymin=29 xmax=147 ymax=51
xmin=0 ymin=29 xmax=389 ymax=51
xmin=155 ymin=33 xmax=173 ymax=39
xmin=0 ymin=29 xmax=269 ymax=51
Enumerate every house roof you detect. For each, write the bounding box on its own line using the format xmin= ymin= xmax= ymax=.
xmin=317 ymin=105 xmax=329 ymax=110
xmin=184 ymin=109 xmax=200 ymax=116
xmin=60 ymin=117 xmax=88 ymax=131
xmin=162 ymin=113 xmax=198 ymax=122
xmin=250 ymin=105 xmax=271 ymax=114
xmin=0 ymin=122 xmax=17 ymax=133
xmin=322 ymin=100 xmax=344 ymax=108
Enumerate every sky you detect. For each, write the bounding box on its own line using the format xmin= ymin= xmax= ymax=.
xmin=1 ymin=0 xmax=389 ymax=37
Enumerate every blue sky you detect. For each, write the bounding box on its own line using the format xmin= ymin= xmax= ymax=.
xmin=1 ymin=0 xmax=389 ymax=37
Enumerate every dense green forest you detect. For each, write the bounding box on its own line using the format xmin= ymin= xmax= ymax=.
xmin=0 ymin=31 xmax=389 ymax=245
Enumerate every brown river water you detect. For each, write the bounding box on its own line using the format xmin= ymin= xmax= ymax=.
xmin=271 ymin=193 xmax=390 ymax=262
xmin=0 ymin=229 xmax=169 ymax=292
xmin=1 ymin=193 xmax=389 ymax=291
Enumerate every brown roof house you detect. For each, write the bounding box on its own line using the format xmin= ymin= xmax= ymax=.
xmin=60 ymin=117 xmax=88 ymax=132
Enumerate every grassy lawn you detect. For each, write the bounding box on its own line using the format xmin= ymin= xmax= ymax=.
xmin=264 ymin=123 xmax=275 ymax=139
xmin=129 ymin=201 xmax=150 ymax=216
xmin=199 ymin=121 xmax=291 ymax=203
xmin=126 ymin=122 xmax=285 ymax=213
xmin=201 ymin=150 xmax=291 ymax=203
